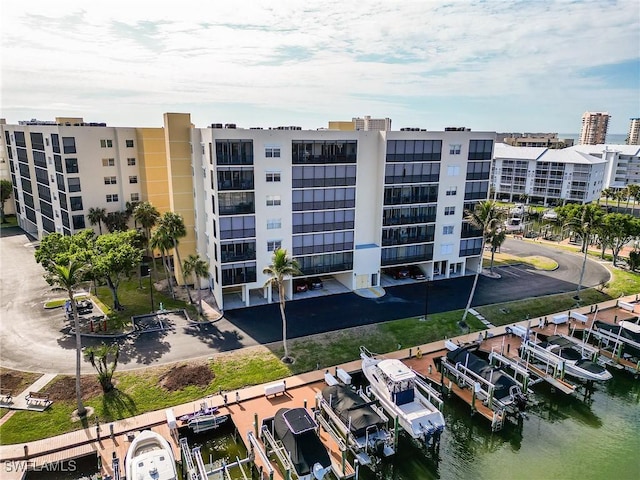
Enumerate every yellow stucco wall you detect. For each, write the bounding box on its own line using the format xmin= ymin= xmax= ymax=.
xmin=136 ymin=127 xmax=171 ymax=212
xmin=328 ymin=120 xmax=355 ymax=130
xmin=163 ymin=113 xmax=196 ymax=284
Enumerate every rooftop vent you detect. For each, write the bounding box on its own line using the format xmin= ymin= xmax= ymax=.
xmin=211 ymin=123 xmax=223 ymax=129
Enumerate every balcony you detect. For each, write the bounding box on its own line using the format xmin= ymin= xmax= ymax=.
xmin=218 ymin=202 xmax=255 ymax=215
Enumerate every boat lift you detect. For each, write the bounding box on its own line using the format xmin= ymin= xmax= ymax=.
xmin=585 ymin=323 xmax=640 ymax=374
xmin=180 ymin=437 xmax=201 ymax=480
xmin=517 ymin=341 xmax=577 ymax=395
xmin=180 ymin=434 xmax=260 ymax=480
xmin=316 ymin=388 xmax=394 ymax=468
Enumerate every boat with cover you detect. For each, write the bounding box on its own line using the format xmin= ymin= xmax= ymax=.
xmin=273 ymin=407 xmax=332 ymax=480
xmin=125 ymin=430 xmax=177 ymax=480
xmin=445 ymin=342 xmax=527 ymax=411
xmin=532 ymin=335 xmax=612 ymax=382
xmin=360 ymin=347 xmax=445 ymax=445
xmin=187 ymin=413 xmax=229 ymax=433
xmin=321 ymin=384 xmax=394 ymax=462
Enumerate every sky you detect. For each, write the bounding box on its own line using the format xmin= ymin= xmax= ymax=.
xmin=1 ymin=0 xmax=639 ymax=133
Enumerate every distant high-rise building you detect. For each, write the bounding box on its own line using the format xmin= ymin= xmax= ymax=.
xmin=579 ymin=111 xmax=610 ymax=145
xmin=627 ymin=117 xmax=640 ymax=145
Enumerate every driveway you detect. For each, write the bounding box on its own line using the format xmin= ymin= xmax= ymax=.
xmin=0 ymin=230 xmax=610 ymax=373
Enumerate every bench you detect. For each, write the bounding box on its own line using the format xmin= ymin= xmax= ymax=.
xmin=570 ymin=312 xmax=588 ymax=324
xmin=25 ymin=391 xmax=51 ymax=407
xmin=264 ymin=381 xmax=286 ymax=398
xmin=0 ymin=389 xmax=12 ymax=404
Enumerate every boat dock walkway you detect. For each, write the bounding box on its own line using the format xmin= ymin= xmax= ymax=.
xmin=1 ymin=295 xmax=638 ymax=479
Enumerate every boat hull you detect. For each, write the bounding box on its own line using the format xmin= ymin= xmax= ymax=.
xmin=125 ymin=430 xmax=177 ymax=480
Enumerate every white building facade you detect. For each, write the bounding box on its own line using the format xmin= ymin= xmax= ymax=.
xmin=2 ymin=121 xmax=141 ymax=238
xmin=191 ymin=126 xmax=494 ymax=309
xmin=3 ymin=115 xmax=494 ymax=310
xmin=492 ymin=143 xmax=607 ymax=205
xmin=569 ymin=144 xmax=640 ymax=190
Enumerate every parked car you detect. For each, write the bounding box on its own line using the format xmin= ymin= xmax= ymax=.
xmin=293 ymin=279 xmax=308 ymax=293
xmin=308 ymin=277 xmax=323 ymax=290
xmin=385 ymin=267 xmax=410 ymax=279
xmin=408 ymin=266 xmax=426 ymax=280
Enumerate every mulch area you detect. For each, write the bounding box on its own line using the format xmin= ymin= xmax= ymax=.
xmin=43 ymin=376 xmax=103 ymax=402
xmin=159 ymin=363 xmax=214 ymax=392
xmin=0 ymin=369 xmax=41 ymax=395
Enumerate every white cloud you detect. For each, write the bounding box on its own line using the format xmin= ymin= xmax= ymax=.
xmin=1 ymin=0 xmax=638 ymax=132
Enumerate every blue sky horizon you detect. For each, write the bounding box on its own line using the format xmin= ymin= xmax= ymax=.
xmin=1 ymin=1 xmax=639 ymax=133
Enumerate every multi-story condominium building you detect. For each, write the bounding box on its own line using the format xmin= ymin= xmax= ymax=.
xmin=579 ymin=112 xmax=610 ymax=145
xmin=498 ymin=133 xmax=574 ymax=149
xmin=328 ymin=116 xmax=392 ymax=131
xmin=0 ymin=119 xmax=15 ymax=216
xmin=3 ymin=113 xmax=494 ymax=310
xmin=627 ymin=118 xmax=640 ymax=145
xmin=569 ymin=144 xmax=640 ymax=190
xmin=492 ymin=143 xmax=607 ymax=205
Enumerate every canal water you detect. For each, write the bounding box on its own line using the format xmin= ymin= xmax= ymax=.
xmin=358 ymin=370 xmax=640 ymax=480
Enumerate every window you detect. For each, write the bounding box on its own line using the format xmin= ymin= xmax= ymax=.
xmin=127 ymin=158 xmax=136 ymax=166
xmin=62 ymin=137 xmax=76 ymax=154
xmin=265 ymin=146 xmax=281 ymax=158
xmin=130 ymin=193 xmax=140 ymax=202
xmin=104 ymin=176 xmax=117 ymax=185
xmin=266 ymin=195 xmax=281 ymax=206
xmin=106 ymin=194 xmax=119 ymax=203
xmin=266 ymin=171 xmax=281 ymax=182
xmin=449 ymin=144 xmax=462 ymax=155
xmin=100 ymin=139 xmax=113 ymax=148
xmin=267 ymin=218 xmax=282 ymax=229
xmin=125 ymin=139 xmax=134 ymax=148
xmin=441 ymin=243 xmax=454 ymax=255
xmin=102 ymin=158 xmax=115 ymax=167
xmin=69 ymin=196 xmax=83 ymax=211
xmin=444 ymin=206 xmax=455 ymax=216
xmin=72 ymin=215 xmax=85 ymax=229
xmin=68 ymin=178 xmax=81 ymax=192
xmin=267 ymin=240 xmax=282 ymax=252
xmin=443 ymin=225 xmax=454 ymax=235
xmin=129 ymin=176 xmax=138 ymax=184
xmin=446 ymin=186 xmax=457 ymax=196
xmin=468 ymin=139 xmax=493 ymax=160
xmin=447 ymin=165 xmax=460 ymax=176
xmin=65 ymin=158 xmax=79 ymax=174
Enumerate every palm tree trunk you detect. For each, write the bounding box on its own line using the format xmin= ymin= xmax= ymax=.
xmin=461 ymin=239 xmax=485 ymax=323
xmin=160 ymin=250 xmax=175 ymax=298
xmin=69 ymin=292 xmax=87 ymax=417
xmin=576 ymin=244 xmax=589 ymax=298
xmin=490 ymin=248 xmax=496 ymax=273
xmin=173 ymin=241 xmax=193 ymax=304
xmin=279 ymin=284 xmax=289 ymax=359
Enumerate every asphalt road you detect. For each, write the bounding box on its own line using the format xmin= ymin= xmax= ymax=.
xmin=0 ymin=229 xmax=610 ymax=374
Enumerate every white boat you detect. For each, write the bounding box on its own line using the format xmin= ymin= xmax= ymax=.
xmin=504 ymin=217 xmax=524 ymax=232
xmin=524 ymin=335 xmax=613 ymax=382
xmin=542 ymin=210 xmax=558 ymax=221
xmin=125 ymin=430 xmax=177 ymax=480
xmin=360 ymin=347 xmax=445 ymax=445
xmin=187 ymin=413 xmax=229 ymax=433
xmin=510 ymin=203 xmax=524 ymax=215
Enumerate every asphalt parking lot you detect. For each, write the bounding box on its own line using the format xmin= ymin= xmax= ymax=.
xmin=0 ymin=228 xmax=609 ymax=373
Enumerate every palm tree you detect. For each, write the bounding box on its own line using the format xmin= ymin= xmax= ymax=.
xmin=134 ymin=202 xmax=160 ymax=268
xmin=627 ymin=184 xmax=640 ymax=216
xmin=487 ymin=225 xmax=507 ymax=274
xmin=87 ymin=207 xmax=106 ymax=235
xmin=159 ymin=212 xmax=187 ymax=293
xmin=461 ymin=201 xmax=501 ymax=324
xmin=50 ymin=260 xmax=88 ymax=417
xmin=183 ymin=254 xmax=210 ymax=314
xmin=150 ymin=226 xmax=175 ymax=299
xmin=563 ymin=204 xmax=603 ymax=300
xmin=263 ymin=248 xmax=302 ymax=363
xmin=84 ymin=343 xmax=120 ymax=393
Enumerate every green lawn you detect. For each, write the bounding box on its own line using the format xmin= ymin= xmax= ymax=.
xmin=475 ymin=289 xmax=610 ymax=327
xmin=0 ymin=216 xmax=18 ymax=228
